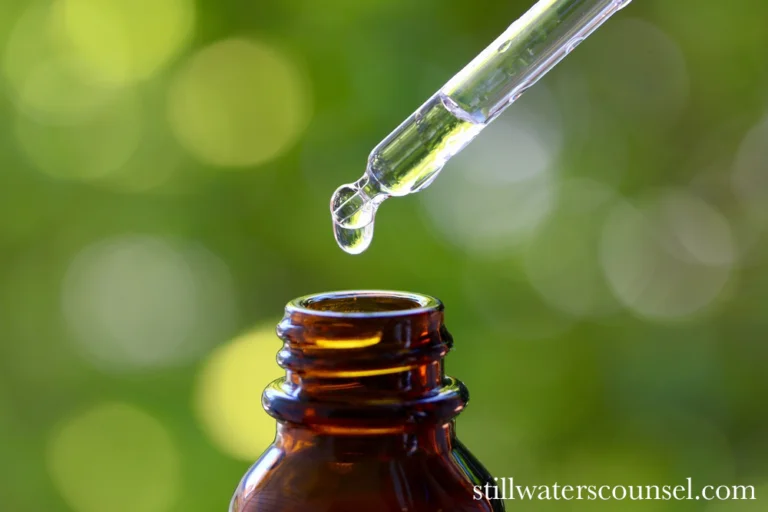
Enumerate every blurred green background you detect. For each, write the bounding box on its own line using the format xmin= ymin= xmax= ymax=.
xmin=1 ymin=0 xmax=767 ymax=510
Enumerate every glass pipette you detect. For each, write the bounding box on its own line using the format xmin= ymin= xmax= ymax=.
xmin=330 ymin=0 xmax=632 ymax=254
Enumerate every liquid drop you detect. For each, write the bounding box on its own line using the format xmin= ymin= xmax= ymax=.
xmin=333 ymin=220 xmax=374 ymax=255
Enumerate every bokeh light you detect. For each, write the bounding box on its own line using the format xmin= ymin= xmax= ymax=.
xmin=732 ymin=114 xmax=768 ymax=222
xmin=51 ymin=0 xmax=195 ymax=85
xmin=15 ymin=91 xmax=142 ymax=182
xmin=524 ymin=179 xmax=621 ymax=319
xmin=462 ymin=260 xmax=574 ymax=341
xmin=3 ymin=2 xmax=190 ymax=190
xmin=168 ymin=38 xmax=312 ymax=168
xmin=194 ymin=324 xmax=283 ymax=461
xmin=2 ymin=2 xmax=114 ymax=122
xmin=96 ymin=105 xmax=188 ymax=193
xmin=47 ymin=402 xmax=180 ymax=512
xmin=61 ymin=235 xmax=238 ymax=372
xmin=583 ymin=18 xmax=689 ymax=127
xmin=681 ymin=123 xmax=766 ymax=267
xmin=600 ymin=189 xmax=735 ymax=321
xmin=421 ymin=86 xmax=562 ymax=256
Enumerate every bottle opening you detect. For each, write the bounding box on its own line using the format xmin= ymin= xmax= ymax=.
xmin=290 ymin=290 xmax=440 ymax=317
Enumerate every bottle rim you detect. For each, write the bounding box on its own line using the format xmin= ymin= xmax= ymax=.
xmin=286 ymin=290 xmax=442 ymax=318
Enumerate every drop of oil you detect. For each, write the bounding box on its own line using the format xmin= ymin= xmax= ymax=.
xmin=330 ymin=174 xmax=389 ymax=254
xmin=332 ymin=182 xmax=374 ymax=229
xmin=498 ymin=40 xmax=512 ymax=53
xmin=333 ymin=220 xmax=374 ymax=255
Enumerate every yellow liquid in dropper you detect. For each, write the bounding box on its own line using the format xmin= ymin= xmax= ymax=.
xmin=331 ymin=94 xmax=483 ymax=254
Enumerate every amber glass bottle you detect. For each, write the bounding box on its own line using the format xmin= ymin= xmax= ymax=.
xmin=230 ymin=291 xmax=504 ymax=512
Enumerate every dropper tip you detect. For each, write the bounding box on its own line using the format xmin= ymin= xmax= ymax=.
xmin=330 ymin=179 xmax=375 ymax=229
xmin=330 ymin=175 xmax=388 ymax=254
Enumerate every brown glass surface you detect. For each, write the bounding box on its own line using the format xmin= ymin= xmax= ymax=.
xmin=230 ymin=291 xmax=504 ymax=512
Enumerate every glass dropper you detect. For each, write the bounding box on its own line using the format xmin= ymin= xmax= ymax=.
xmin=330 ymin=0 xmax=633 ymax=254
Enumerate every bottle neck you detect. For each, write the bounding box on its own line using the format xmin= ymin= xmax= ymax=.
xmin=274 ymin=422 xmax=456 ymax=457
xmin=263 ymin=292 xmax=468 ymax=448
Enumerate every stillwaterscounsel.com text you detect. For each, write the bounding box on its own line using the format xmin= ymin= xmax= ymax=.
xmin=474 ymin=477 xmax=756 ymax=502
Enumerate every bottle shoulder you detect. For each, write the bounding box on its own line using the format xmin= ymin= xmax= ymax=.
xmin=230 ymin=440 xmax=504 ymax=512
